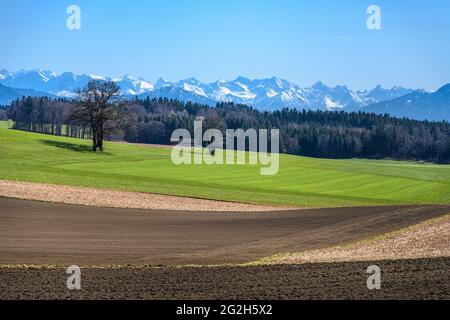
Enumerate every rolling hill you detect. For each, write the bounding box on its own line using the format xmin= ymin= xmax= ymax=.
xmin=0 ymin=121 xmax=449 ymax=208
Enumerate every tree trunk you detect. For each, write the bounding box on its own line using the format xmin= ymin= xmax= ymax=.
xmin=97 ymin=131 xmax=104 ymax=151
xmin=92 ymin=126 xmax=98 ymax=152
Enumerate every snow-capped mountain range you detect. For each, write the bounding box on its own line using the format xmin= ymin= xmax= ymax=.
xmin=0 ymin=69 xmax=417 ymax=112
xmin=364 ymin=84 xmax=450 ymax=122
xmin=0 ymin=69 xmax=154 ymax=98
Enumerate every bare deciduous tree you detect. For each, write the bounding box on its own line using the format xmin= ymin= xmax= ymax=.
xmin=69 ymin=80 xmax=129 ymax=152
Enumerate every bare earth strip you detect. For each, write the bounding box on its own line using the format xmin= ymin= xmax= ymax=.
xmin=0 ymin=197 xmax=448 ymax=266
xmin=0 ymin=179 xmax=285 ymax=212
xmin=258 ymin=214 xmax=450 ymax=265
xmin=1 ymin=258 xmax=448 ymax=300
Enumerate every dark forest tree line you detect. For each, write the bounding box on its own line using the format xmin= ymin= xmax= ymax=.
xmin=5 ymin=85 xmax=450 ymax=163
xmin=8 ymin=96 xmax=91 ymax=138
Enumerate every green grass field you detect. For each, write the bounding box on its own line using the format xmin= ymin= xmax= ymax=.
xmin=1 ymin=120 xmax=450 ymax=208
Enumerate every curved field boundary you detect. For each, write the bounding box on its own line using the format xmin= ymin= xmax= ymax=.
xmin=253 ymin=214 xmax=450 ymax=265
xmin=0 ymin=197 xmax=448 ymax=266
xmin=0 ymin=180 xmax=288 ymax=212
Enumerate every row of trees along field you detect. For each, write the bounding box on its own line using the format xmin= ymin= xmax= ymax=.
xmin=5 ymin=80 xmax=450 ymax=163
xmin=7 ymin=96 xmax=84 ymax=137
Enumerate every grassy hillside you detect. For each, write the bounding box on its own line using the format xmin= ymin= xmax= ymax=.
xmin=1 ymin=121 xmax=449 ymax=207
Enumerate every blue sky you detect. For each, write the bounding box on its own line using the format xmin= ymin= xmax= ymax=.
xmin=1 ymin=0 xmax=449 ymax=90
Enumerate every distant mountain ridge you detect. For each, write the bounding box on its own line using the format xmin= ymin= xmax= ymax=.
xmin=0 ymin=83 xmax=56 ymax=105
xmin=0 ymin=69 xmax=154 ymax=99
xmin=0 ymin=69 xmax=416 ymax=111
xmin=363 ymin=85 xmax=450 ymax=122
xmin=138 ymin=77 xmax=417 ymax=112
xmin=2 ymin=68 xmax=449 ymax=122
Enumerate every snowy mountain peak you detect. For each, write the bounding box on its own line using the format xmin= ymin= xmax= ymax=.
xmin=154 ymin=78 xmax=171 ymax=89
xmin=0 ymin=69 xmax=10 ymax=78
xmin=177 ymin=77 xmax=202 ymax=87
xmin=233 ymin=76 xmax=252 ymax=84
xmin=113 ymin=75 xmax=154 ymax=95
xmin=363 ymin=83 xmax=450 ymax=121
xmin=269 ymin=76 xmax=288 ymax=88
xmin=89 ymin=74 xmax=105 ymax=80
xmin=0 ymin=68 xmax=421 ymax=112
xmin=312 ymin=81 xmax=331 ymax=91
xmin=437 ymin=83 xmax=450 ymax=95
